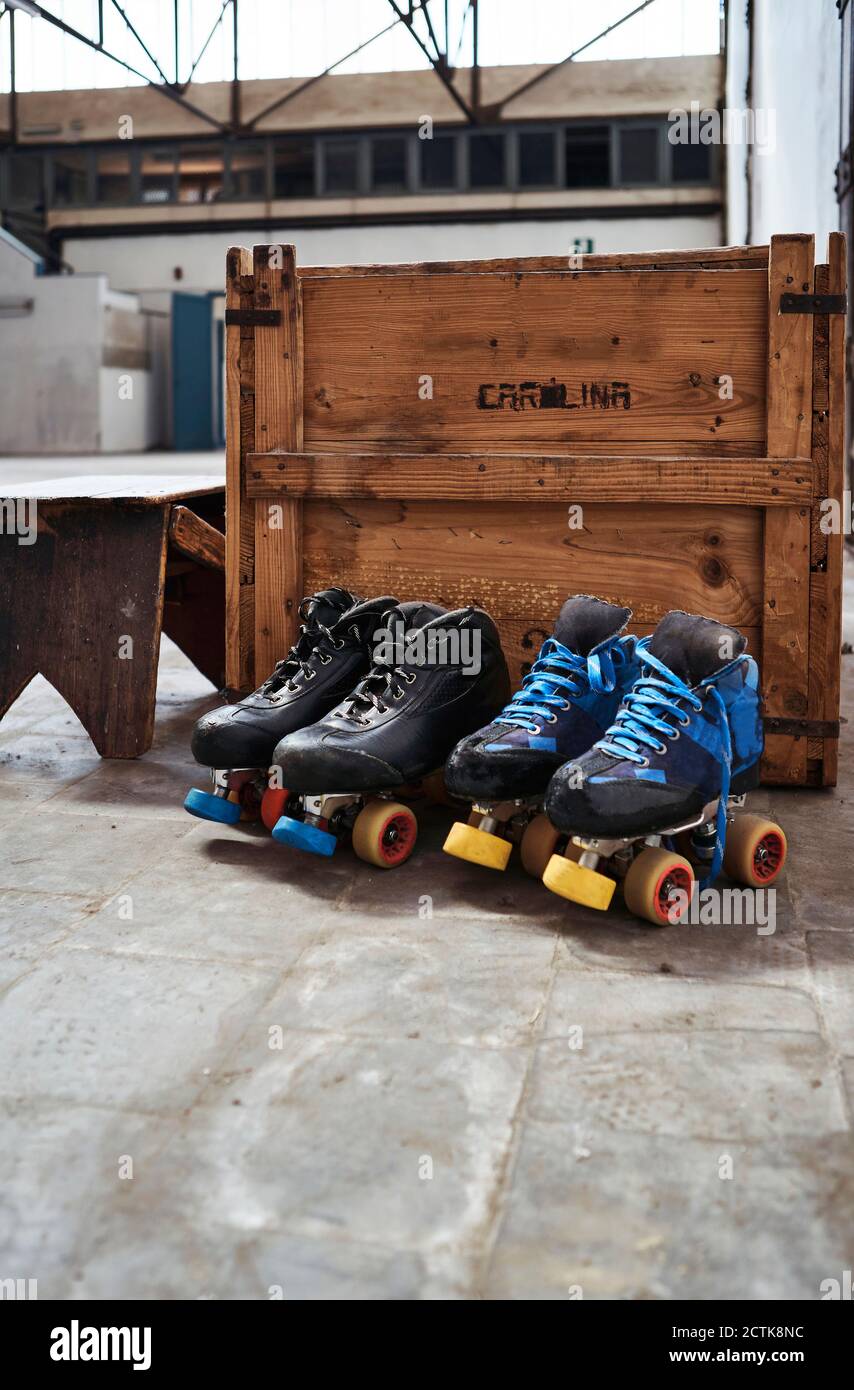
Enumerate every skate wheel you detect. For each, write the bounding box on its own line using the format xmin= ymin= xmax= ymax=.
xmin=421 ymin=770 xmax=455 ymax=806
xmin=723 ymin=815 xmax=787 ymax=887
xmin=443 ymin=820 xmax=512 ymax=871
xmin=519 ymin=814 xmax=561 ymax=878
xmin=623 ymin=847 xmax=694 ymax=926
xmin=184 ymin=787 xmax=242 ymax=825
xmin=260 ymin=785 xmax=289 ymax=831
xmin=542 ymin=853 xmax=616 ymax=910
xmin=353 ymin=801 xmax=417 ymax=868
xmin=272 ymin=814 xmax=337 ymax=857
xmin=227 ymin=782 xmax=262 ymax=823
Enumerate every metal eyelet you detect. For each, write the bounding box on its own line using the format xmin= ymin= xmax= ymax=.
xmin=393 ymin=687 xmax=404 ymax=699
xmin=546 ymin=714 xmax=558 ymax=724
xmin=654 ymin=741 xmax=667 ymax=755
xmin=638 ymin=757 xmax=650 ymax=768
xmin=404 ymin=671 xmax=417 ymax=684
xmin=668 ymin=728 xmax=681 ymax=740
xmin=678 ymin=714 xmax=691 ymax=727
xmin=532 ymin=725 xmax=542 ymax=735
xmin=306 ymin=669 xmax=316 ymax=681
xmin=319 ymin=654 xmax=332 ymax=666
xmin=558 ymin=700 xmax=571 ymax=711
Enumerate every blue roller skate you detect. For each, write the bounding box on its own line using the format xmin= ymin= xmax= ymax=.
xmin=442 ymin=595 xmax=641 ymax=874
xmin=543 ymin=610 xmax=787 ymax=924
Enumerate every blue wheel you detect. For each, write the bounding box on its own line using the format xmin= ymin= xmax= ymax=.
xmin=184 ymin=787 xmax=242 ymax=825
xmin=272 ymin=814 xmax=337 ymax=856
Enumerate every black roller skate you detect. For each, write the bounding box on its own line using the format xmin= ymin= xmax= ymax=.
xmin=183 ymin=589 xmax=399 ymax=828
xmin=269 ymin=602 xmax=511 ymax=867
xmin=442 ymin=595 xmax=639 ymax=875
xmin=543 ymin=610 xmax=787 ymax=925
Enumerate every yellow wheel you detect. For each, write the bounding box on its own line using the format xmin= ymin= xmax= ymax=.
xmin=723 ymin=815 xmax=787 ymax=887
xmin=542 ymin=853 xmax=616 ymax=910
xmin=623 ymin=847 xmax=694 ymax=926
xmin=443 ymin=820 xmax=512 ymax=870
xmin=352 ymin=800 xmax=417 ymax=869
xmin=519 ymin=814 xmax=561 ymax=878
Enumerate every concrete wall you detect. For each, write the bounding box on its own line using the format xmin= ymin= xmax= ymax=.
xmin=727 ymin=0 xmax=841 ymax=248
xmin=0 ymin=236 xmax=158 ymax=454
xmin=63 ymin=211 xmax=723 ymax=295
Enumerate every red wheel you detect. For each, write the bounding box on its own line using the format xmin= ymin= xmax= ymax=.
xmin=352 ymin=801 xmax=418 ymax=868
xmin=260 ymin=785 xmax=289 ymax=831
xmin=723 ymin=816 xmax=787 ymax=886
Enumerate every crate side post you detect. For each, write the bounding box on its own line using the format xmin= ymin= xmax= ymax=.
xmin=820 ymin=231 xmax=847 ymax=784
xmin=225 ymin=245 xmax=255 ymax=693
xmin=253 ymin=243 xmax=304 ymax=685
xmin=762 ymin=234 xmax=815 ymax=785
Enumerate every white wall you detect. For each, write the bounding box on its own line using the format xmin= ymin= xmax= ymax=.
xmin=0 ymin=236 xmax=157 ymax=454
xmin=728 ymin=0 xmax=841 ymax=249
xmin=63 ymin=213 xmax=723 ymax=295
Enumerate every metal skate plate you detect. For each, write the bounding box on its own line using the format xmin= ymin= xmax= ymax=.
xmin=570 ymin=794 xmax=746 ymax=859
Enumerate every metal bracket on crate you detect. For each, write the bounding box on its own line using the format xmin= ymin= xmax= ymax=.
xmin=763 ymin=716 xmax=843 ymax=737
xmin=779 ymin=293 xmax=847 ymax=315
xmin=224 ymin=309 xmax=282 ymax=326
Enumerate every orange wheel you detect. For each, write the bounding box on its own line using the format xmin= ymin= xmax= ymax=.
xmin=260 ymin=785 xmax=289 ymax=831
xmin=723 ymin=815 xmax=787 ymax=887
xmin=519 ymin=814 xmax=561 ymax=878
xmin=623 ymin=847 xmax=694 ymax=927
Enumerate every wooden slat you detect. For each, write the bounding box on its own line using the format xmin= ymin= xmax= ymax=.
xmin=225 ymin=245 xmax=255 ymax=692
xmin=168 ymin=505 xmax=225 ymax=571
xmin=300 ymin=497 xmax=763 ymax=670
xmin=819 ymin=231 xmax=847 ymax=784
xmin=246 ymin=451 xmax=812 ymax=505
xmin=761 ymin=235 xmax=816 ymax=784
xmin=299 ymin=245 xmax=770 ymax=278
xmin=302 ymin=269 xmax=768 ymax=450
xmin=767 ymin=234 xmax=815 ymax=457
xmin=253 ymin=243 xmax=304 ymax=684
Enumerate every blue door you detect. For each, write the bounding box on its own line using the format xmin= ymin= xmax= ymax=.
xmin=172 ymin=292 xmax=214 ymax=450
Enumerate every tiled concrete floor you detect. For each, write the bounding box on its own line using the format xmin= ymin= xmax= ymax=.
xmin=1 ymin=594 xmax=853 ymax=1299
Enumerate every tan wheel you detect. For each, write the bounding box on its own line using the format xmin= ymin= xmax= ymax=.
xmin=226 ymin=777 xmax=262 ymax=822
xmin=723 ymin=815 xmax=787 ymax=887
xmin=352 ymin=800 xmax=417 ymax=868
xmin=519 ymin=814 xmax=561 ymax=878
xmin=623 ymin=847 xmax=694 ymax=926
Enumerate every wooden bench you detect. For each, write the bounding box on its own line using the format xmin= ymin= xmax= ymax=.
xmin=0 ymin=475 xmax=225 ymax=758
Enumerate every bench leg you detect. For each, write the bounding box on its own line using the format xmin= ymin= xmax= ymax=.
xmin=0 ymin=502 xmax=168 ymax=759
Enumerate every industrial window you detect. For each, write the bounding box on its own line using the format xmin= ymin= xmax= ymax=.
xmin=565 ymin=126 xmax=610 ymax=188
xmin=419 ymin=133 xmax=456 ymax=189
xmin=469 ymin=132 xmax=505 ymax=187
xmin=178 ymin=144 xmax=223 ymax=203
xmin=95 ymin=149 xmax=131 ymax=205
xmin=140 ymin=147 xmax=176 ymax=203
xmin=371 ymin=135 xmax=407 ymax=191
xmin=8 ymin=151 xmax=45 ymax=208
xmin=618 ymin=126 xmax=660 ymax=184
xmin=273 ymin=137 xmax=315 ymax=197
xmin=53 ymin=149 xmax=90 ymax=205
xmin=671 ymin=140 xmax=712 ymax=183
xmin=518 ymin=130 xmax=556 ymax=187
xmin=324 ymin=139 xmax=360 ymax=194
xmin=228 ymin=144 xmax=265 ymax=199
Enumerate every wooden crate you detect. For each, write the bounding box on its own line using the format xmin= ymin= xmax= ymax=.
xmin=225 ymin=235 xmax=846 ymax=787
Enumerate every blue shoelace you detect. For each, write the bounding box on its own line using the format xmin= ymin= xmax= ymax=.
xmin=500 ymin=637 xmax=623 ymax=734
xmin=597 ymin=640 xmax=732 ymax=887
